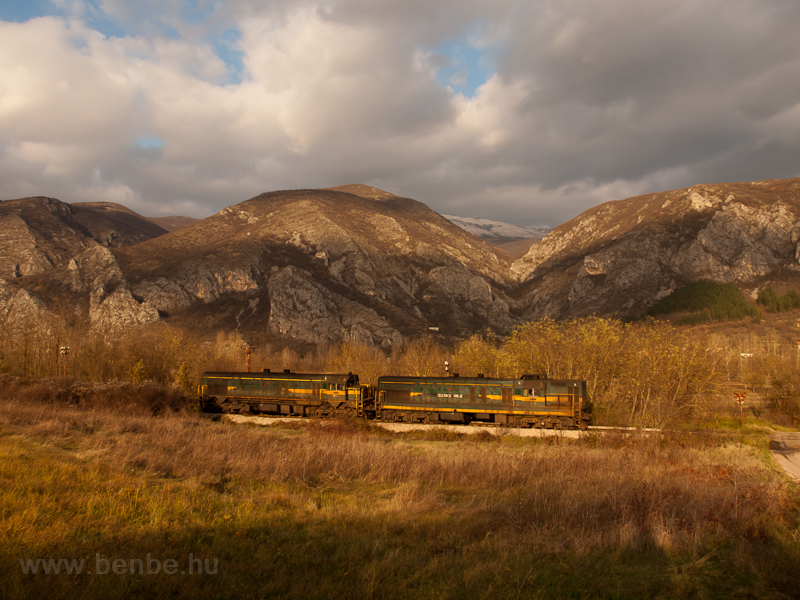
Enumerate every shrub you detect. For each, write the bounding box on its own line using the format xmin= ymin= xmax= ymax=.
xmin=503 ymin=318 xmax=724 ymax=428
xmin=674 ymin=311 xmax=712 ymax=326
xmin=757 ymin=287 xmax=780 ymax=313
xmin=3 ymin=378 xmax=188 ymax=415
xmin=758 ymin=287 xmax=800 ymax=313
xmin=648 ymin=281 xmax=758 ymax=321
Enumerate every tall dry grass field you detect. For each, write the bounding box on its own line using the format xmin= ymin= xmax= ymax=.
xmin=1 ymin=381 xmax=800 ymax=599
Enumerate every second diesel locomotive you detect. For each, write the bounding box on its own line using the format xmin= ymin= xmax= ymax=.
xmin=200 ymin=369 xmax=590 ymax=430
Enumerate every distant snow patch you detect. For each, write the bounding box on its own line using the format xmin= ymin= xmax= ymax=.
xmin=444 ymin=215 xmax=549 ymax=241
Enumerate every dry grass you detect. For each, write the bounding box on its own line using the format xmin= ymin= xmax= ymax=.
xmin=2 ymin=387 xmax=800 ymax=599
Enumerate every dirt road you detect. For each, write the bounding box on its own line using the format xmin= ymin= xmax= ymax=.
xmin=769 ymin=432 xmax=800 ymax=482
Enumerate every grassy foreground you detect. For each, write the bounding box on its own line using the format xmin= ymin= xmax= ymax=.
xmin=2 ymin=397 xmax=800 ymax=599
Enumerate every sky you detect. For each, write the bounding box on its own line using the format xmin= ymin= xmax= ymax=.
xmin=1 ymin=0 xmax=799 ymax=227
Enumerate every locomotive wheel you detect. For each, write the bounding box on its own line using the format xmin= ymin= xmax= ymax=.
xmin=383 ymin=411 xmax=401 ymax=423
xmin=333 ymin=407 xmax=356 ymax=419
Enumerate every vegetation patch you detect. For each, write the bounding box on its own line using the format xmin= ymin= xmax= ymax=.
xmin=1 ymin=397 xmax=800 ymax=599
xmin=646 ymin=280 xmax=759 ymax=322
xmin=757 ymin=287 xmax=800 ymax=313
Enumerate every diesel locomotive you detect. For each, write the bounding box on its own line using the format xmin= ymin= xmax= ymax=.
xmin=199 ymin=369 xmax=590 ymax=430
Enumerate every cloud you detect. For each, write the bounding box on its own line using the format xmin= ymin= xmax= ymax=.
xmin=0 ymin=0 xmax=799 ymax=226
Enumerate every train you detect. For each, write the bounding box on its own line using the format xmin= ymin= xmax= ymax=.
xmin=199 ymin=369 xmax=590 ymax=430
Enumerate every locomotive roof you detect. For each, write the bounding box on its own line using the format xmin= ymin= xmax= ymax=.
xmin=377 ymin=375 xmax=585 ymax=386
xmin=378 ymin=375 xmax=523 ymax=385
xmin=201 ymin=371 xmax=357 ymax=384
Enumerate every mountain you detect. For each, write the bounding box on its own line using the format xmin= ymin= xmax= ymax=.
xmin=443 ymin=215 xmax=549 ymax=242
xmin=0 ymin=197 xmax=167 ymax=279
xmin=4 ymin=178 xmax=800 ymax=346
xmin=2 ymin=186 xmax=516 ymax=345
xmin=444 ymin=215 xmax=549 ymax=258
xmin=510 ymin=178 xmax=800 ymax=319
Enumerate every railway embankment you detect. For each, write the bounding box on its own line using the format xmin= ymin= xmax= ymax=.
xmin=223 ymin=414 xmax=660 ymax=439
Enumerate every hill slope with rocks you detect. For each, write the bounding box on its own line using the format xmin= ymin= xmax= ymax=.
xmin=510 ymin=178 xmax=800 ymax=319
xmin=0 ymin=197 xmax=167 ymax=280
xmin=4 ymin=178 xmax=800 ymax=346
xmin=2 ymin=186 xmax=515 ymax=346
xmin=144 ymin=215 xmax=199 ymax=232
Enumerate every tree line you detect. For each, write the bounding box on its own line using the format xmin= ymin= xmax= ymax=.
xmin=1 ymin=315 xmax=798 ymax=427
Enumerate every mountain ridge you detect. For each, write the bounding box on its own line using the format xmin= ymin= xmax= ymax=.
xmin=510 ymin=177 xmax=800 ymax=319
xmin=0 ymin=196 xmax=168 ymax=279
xmin=2 ymin=187 xmax=516 ymax=345
xmin=3 ymin=178 xmax=800 ymax=344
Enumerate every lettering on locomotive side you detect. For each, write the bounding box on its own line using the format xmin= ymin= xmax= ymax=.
xmin=436 ymin=393 xmax=464 ymax=399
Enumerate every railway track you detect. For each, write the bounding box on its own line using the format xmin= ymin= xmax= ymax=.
xmin=220 ymin=414 xmax=659 ymax=438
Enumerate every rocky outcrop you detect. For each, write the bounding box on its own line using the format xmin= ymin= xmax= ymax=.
xmin=426 ymin=266 xmax=514 ymax=332
xmin=0 ymin=200 xmax=94 ymax=278
xmin=68 ymin=246 xmax=124 ymax=291
xmin=131 ymin=278 xmax=194 ymax=313
xmin=89 ymin=285 xmax=160 ymax=331
xmin=267 ymin=266 xmax=402 ymax=346
xmin=667 ymin=201 xmax=800 ymax=281
xmin=64 ymin=246 xmax=162 ymax=332
xmin=0 ymin=279 xmax=53 ymax=329
xmin=0 ymin=244 xmax=160 ymax=333
xmin=133 ymin=263 xmax=262 ymax=310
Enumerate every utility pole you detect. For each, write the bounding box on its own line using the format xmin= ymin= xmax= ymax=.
xmin=244 ymin=344 xmax=259 ymax=373
xmin=734 ymin=392 xmax=746 ymax=427
xmin=59 ymin=345 xmax=70 ymax=378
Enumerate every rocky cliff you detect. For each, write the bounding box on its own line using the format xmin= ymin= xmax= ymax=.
xmin=510 ymin=178 xmax=800 ymax=319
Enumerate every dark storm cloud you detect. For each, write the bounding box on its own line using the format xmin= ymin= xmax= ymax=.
xmin=0 ymin=0 xmax=798 ymax=226
xmin=487 ymin=0 xmax=800 ymax=191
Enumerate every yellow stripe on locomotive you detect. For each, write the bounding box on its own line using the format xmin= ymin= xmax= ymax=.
xmin=198 ymin=370 xmax=366 ymax=419
xmin=376 ymin=374 xmax=588 ymax=429
xmin=199 ymin=370 xmax=589 ymax=429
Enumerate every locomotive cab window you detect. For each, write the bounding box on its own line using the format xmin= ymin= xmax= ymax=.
xmin=522 ymin=387 xmax=545 ymax=397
